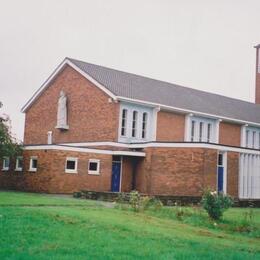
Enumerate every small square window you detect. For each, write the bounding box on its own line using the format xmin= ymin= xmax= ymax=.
xmin=65 ymin=157 xmax=78 ymax=173
xmin=15 ymin=157 xmax=23 ymax=171
xmin=29 ymin=157 xmax=38 ymax=172
xmin=88 ymin=159 xmax=100 ymax=175
xmin=2 ymin=157 xmax=10 ymax=171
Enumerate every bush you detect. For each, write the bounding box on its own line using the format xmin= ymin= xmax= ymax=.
xmin=128 ymin=191 xmax=163 ymax=212
xmin=201 ymin=190 xmax=233 ymax=220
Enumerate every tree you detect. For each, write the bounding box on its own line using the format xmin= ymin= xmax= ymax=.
xmin=0 ymin=101 xmax=22 ymax=160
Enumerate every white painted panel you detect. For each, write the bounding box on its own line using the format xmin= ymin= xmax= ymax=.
xmin=239 ymin=153 xmax=260 ymax=199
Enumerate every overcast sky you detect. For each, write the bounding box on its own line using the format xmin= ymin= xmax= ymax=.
xmin=0 ymin=0 xmax=260 ymax=141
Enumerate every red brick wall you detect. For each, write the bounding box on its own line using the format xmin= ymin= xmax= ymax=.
xmin=24 ymin=65 xmax=119 ymax=145
xmin=121 ymin=157 xmax=133 ymax=192
xmin=136 ymin=147 xmax=218 ymax=196
xmin=156 ymin=111 xmax=185 ymax=141
xmin=0 ymin=150 xmax=113 ymax=193
xmin=227 ymin=152 xmax=239 ymax=197
xmin=219 ymin=122 xmax=241 ymax=147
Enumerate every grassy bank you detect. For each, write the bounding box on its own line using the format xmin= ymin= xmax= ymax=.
xmin=0 ymin=191 xmax=259 ymax=259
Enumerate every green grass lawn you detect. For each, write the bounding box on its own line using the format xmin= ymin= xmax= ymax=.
xmin=0 ymin=191 xmax=259 ymax=259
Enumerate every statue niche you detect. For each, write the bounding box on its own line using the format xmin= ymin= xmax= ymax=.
xmin=56 ymin=90 xmax=69 ymax=130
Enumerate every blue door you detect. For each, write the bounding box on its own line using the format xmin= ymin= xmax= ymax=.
xmin=218 ymin=166 xmax=224 ymax=192
xmin=111 ymin=162 xmax=121 ymax=192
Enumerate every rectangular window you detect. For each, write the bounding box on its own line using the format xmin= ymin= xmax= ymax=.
xmin=65 ymin=157 xmax=78 ymax=173
xmin=142 ymin=112 xmax=148 ymax=139
xmin=15 ymin=157 xmax=23 ymax=171
xmin=218 ymin=153 xmax=223 ymax=166
xmin=2 ymin=157 xmax=10 ymax=171
xmin=252 ymin=131 xmax=256 ymax=148
xmin=121 ymin=109 xmax=127 ymax=136
xmin=207 ymin=123 xmax=211 ymax=142
xmin=29 ymin=157 xmax=38 ymax=172
xmin=132 ymin=111 xmax=138 ymax=137
xmin=245 ymin=130 xmax=249 ymax=147
xmin=88 ymin=159 xmax=100 ymax=175
xmin=191 ymin=120 xmax=196 ymax=142
xmin=199 ymin=122 xmax=204 ymax=142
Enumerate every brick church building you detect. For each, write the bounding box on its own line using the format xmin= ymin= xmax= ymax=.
xmin=1 ymin=46 xmax=260 ymax=199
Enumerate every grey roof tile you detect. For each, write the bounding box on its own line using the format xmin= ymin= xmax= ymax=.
xmin=68 ymin=58 xmax=260 ymax=124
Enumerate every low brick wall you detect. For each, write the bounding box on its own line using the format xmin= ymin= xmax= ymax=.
xmin=76 ymin=190 xmax=260 ymax=207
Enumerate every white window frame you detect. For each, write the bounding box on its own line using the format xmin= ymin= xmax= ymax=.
xmin=186 ymin=115 xmax=217 ymax=143
xmin=47 ymin=131 xmax=53 ymax=144
xmin=2 ymin=157 xmax=10 ymax=171
xmin=142 ymin=112 xmax=148 ymax=139
xmin=88 ymin=159 xmax=100 ymax=175
xmin=65 ymin=157 xmax=78 ymax=174
xmin=241 ymin=126 xmax=260 ymax=149
xmin=29 ymin=156 xmax=38 ymax=172
xmin=120 ymin=109 xmax=128 ymax=137
xmin=15 ymin=156 xmax=23 ymax=171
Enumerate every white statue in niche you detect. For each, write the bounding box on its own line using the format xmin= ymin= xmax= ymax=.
xmin=56 ymin=90 xmax=69 ymax=130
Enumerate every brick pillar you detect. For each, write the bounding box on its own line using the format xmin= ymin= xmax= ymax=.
xmin=255 ymin=44 xmax=260 ymax=104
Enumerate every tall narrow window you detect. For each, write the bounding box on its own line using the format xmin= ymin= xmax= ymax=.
xmin=191 ymin=120 xmax=196 ymax=142
xmin=121 ymin=109 xmax=127 ymax=136
xmin=199 ymin=122 xmax=204 ymax=142
xmin=142 ymin=112 xmax=148 ymax=139
xmin=207 ymin=123 xmax=211 ymax=143
xmin=2 ymin=157 xmax=10 ymax=171
xmin=246 ymin=130 xmax=249 ymax=147
xmin=252 ymin=131 xmax=256 ymax=148
xmin=132 ymin=111 xmax=138 ymax=137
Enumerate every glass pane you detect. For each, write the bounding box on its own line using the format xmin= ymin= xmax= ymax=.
xmin=66 ymin=160 xmax=75 ymax=170
xmin=32 ymin=159 xmax=37 ymax=169
xmin=89 ymin=162 xmax=98 ymax=171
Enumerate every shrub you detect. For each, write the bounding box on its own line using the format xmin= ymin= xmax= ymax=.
xmin=129 ymin=190 xmax=142 ymax=212
xmin=201 ymin=190 xmax=233 ymax=220
xmin=128 ymin=191 xmax=163 ymax=212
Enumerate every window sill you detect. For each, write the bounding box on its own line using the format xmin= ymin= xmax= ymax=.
xmin=15 ymin=168 xmax=23 ymax=172
xmin=88 ymin=171 xmax=100 ymax=175
xmin=2 ymin=168 xmax=9 ymax=172
xmin=29 ymin=168 xmax=37 ymax=172
xmin=65 ymin=170 xmax=78 ymax=174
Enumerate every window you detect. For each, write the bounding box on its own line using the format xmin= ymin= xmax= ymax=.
xmin=252 ymin=131 xmax=256 ymax=148
xmin=191 ymin=120 xmax=196 ymax=141
xmin=47 ymin=131 xmax=52 ymax=144
xmin=199 ymin=122 xmax=204 ymax=142
xmin=2 ymin=157 xmax=10 ymax=171
xmin=29 ymin=157 xmax=38 ymax=172
xmin=88 ymin=159 xmax=100 ymax=175
xmin=15 ymin=157 xmax=23 ymax=171
xmin=121 ymin=109 xmax=127 ymax=136
xmin=218 ymin=153 xmax=223 ymax=166
xmin=142 ymin=112 xmax=148 ymax=139
xmin=65 ymin=157 xmax=78 ymax=173
xmin=243 ymin=127 xmax=260 ymax=149
xmin=207 ymin=123 xmax=212 ymax=142
xmin=245 ymin=130 xmax=250 ymax=147
xmin=132 ymin=111 xmax=138 ymax=137
xmin=188 ymin=116 xmax=216 ymax=143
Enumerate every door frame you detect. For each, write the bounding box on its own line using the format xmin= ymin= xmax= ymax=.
xmin=217 ymin=151 xmax=227 ymax=194
xmin=112 ymin=156 xmax=123 ymax=192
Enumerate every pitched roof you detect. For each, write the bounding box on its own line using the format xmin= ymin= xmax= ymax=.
xmin=68 ymin=58 xmax=260 ymax=125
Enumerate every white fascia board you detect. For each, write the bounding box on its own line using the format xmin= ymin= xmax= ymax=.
xmin=117 ymin=96 xmax=260 ymax=128
xmin=129 ymin=142 xmax=260 ymax=155
xmin=58 ymin=141 xmax=260 ymax=155
xmin=21 ymin=59 xmax=116 ymax=113
xmin=23 ymin=145 xmax=146 ymax=157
